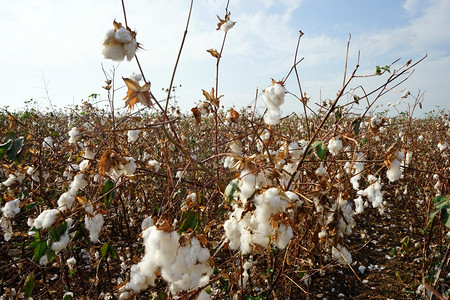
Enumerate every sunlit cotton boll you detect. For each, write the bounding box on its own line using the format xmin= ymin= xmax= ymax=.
xmin=332 ymin=244 xmax=352 ymax=265
xmin=51 ymin=218 xmax=73 ymax=253
xmin=31 ymin=209 xmax=59 ymax=229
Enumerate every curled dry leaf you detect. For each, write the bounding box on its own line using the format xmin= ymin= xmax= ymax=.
xmin=202 ymin=88 xmax=223 ymax=109
xmin=228 ymin=108 xmax=239 ymax=123
xmin=191 ymin=107 xmax=201 ymax=124
xmin=122 ymin=77 xmax=152 ymax=110
xmin=206 ymin=48 xmax=221 ymax=59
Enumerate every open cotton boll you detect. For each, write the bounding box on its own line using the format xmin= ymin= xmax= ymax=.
xmin=148 ymin=160 xmax=161 ymax=172
xmin=386 ymin=158 xmax=402 ymax=182
xmin=328 ymin=137 xmax=343 ymax=156
xmin=39 ymin=254 xmax=49 ymax=266
xmin=123 ymin=157 xmax=137 ymax=175
xmin=2 ymin=174 xmax=19 ymax=187
xmin=68 ymin=127 xmax=81 ymax=144
xmin=127 ymin=130 xmax=140 ymax=143
xmin=262 ymin=84 xmax=285 ymax=109
xmin=354 ymin=196 xmax=364 ymax=214
xmin=85 ymin=213 xmax=104 ymax=243
xmin=220 ymin=20 xmax=236 ymax=32
xmin=130 ymin=73 xmax=142 ymax=82
xmin=69 ymin=174 xmax=87 ymax=193
xmin=123 ymin=39 xmax=138 ymax=61
xmin=2 ymin=199 xmax=20 ymax=218
xmin=315 ymin=163 xmax=327 ymax=176
xmin=263 ymin=108 xmax=281 ymax=125
xmin=66 ymin=257 xmax=76 ymax=269
xmin=57 ymin=192 xmax=75 ymax=210
xmin=32 ymin=209 xmax=59 ymax=229
xmin=114 ymin=27 xmax=132 ymax=43
xmin=332 ymin=244 xmax=352 ymax=265
xmin=102 ymin=43 xmax=125 ymax=61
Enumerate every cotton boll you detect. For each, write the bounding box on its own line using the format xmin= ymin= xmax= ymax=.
xmin=315 ymin=163 xmax=327 ymax=176
xmin=438 ymin=141 xmax=448 ymax=151
xmin=328 ymin=137 xmax=343 ymax=156
xmin=68 ymin=127 xmax=81 ymax=144
xmin=67 ymin=257 xmax=77 ymax=269
xmin=2 ymin=199 xmax=20 ymax=218
xmin=79 ymin=159 xmax=89 ymax=171
xmin=263 ymin=84 xmax=285 ymax=109
xmin=32 ymin=209 xmax=59 ymax=229
xmin=386 ymin=158 xmax=402 ymax=182
xmin=220 ymin=20 xmax=236 ymax=32
xmin=39 ymin=254 xmax=49 ymax=266
xmin=263 ymin=108 xmax=281 ymax=125
xmin=141 ymin=217 xmax=154 ymax=231
xmin=354 ymin=196 xmax=364 ymax=214
xmin=401 ymin=90 xmax=410 ymax=98
xmin=127 ymin=130 xmax=140 ymax=142
xmin=85 ymin=213 xmax=104 ymax=243
xmin=115 ymin=27 xmax=132 ymax=43
xmin=57 ymin=192 xmax=75 ymax=210
xmin=130 ymin=73 xmax=142 ymax=82
xmin=124 ymin=39 xmax=138 ymax=61
xmin=332 ymin=244 xmax=352 ymax=265
xmin=2 ymin=174 xmax=18 ymax=187
xmin=123 ymin=157 xmax=137 ymax=175
xmin=102 ymin=43 xmax=126 ymax=61
xmin=70 ymin=174 xmax=87 ymax=192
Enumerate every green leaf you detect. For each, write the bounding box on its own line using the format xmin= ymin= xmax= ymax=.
xmin=24 ymin=202 xmax=39 ymax=211
xmin=33 ymin=241 xmax=47 ymax=262
xmin=24 ymin=272 xmax=35 ymax=298
xmin=177 ymin=210 xmax=198 ymax=234
xmin=0 ymin=139 xmax=12 ymax=160
xmin=335 ymin=106 xmax=342 ymax=121
xmin=63 ymin=294 xmax=73 ymax=300
xmin=6 ymin=136 xmax=24 ymax=161
xmin=109 ymin=245 xmax=119 ymax=260
xmin=102 ymin=180 xmax=115 ymax=208
xmin=375 ymin=65 xmax=382 ymax=75
xmin=426 ymin=195 xmax=450 ymax=229
xmin=311 ymin=140 xmax=327 ymax=160
xmin=47 ymin=249 xmax=56 ymax=262
xmin=351 ymin=118 xmax=361 ymax=135
xmin=100 ymin=243 xmax=109 ymax=259
xmin=381 ymin=65 xmax=391 ymax=73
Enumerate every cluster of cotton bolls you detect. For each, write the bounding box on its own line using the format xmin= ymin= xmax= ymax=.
xmin=262 ymin=83 xmax=285 ymax=125
xmin=106 ymin=157 xmax=137 ymax=181
xmin=223 ymin=168 xmax=301 ymax=254
xmin=315 ymin=193 xmax=355 ymax=265
xmin=121 ymin=219 xmax=212 ymax=299
xmin=344 ymin=152 xmax=365 ymax=190
xmin=102 ymin=21 xmax=138 ymax=62
xmin=57 ymin=173 xmax=88 ymax=210
xmin=68 ymin=127 xmax=81 ymax=144
xmin=386 ymin=150 xmax=404 ymax=182
xmin=1 ymin=199 xmax=21 ymax=241
xmin=84 ymin=205 xmax=104 ymax=243
xmin=357 ymin=175 xmax=385 ymax=214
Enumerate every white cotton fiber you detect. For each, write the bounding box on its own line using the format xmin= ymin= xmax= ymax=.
xmin=2 ymin=199 xmax=20 ymax=218
xmin=85 ymin=213 xmax=104 ymax=243
xmin=51 ymin=218 xmax=73 ymax=253
xmin=68 ymin=127 xmax=80 ymax=144
xmin=127 ymin=130 xmax=140 ymax=143
xmin=32 ymin=209 xmax=59 ymax=229
xmin=328 ymin=137 xmax=343 ymax=156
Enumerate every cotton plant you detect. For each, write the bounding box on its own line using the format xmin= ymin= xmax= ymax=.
xmin=385 ymin=150 xmax=404 ymax=182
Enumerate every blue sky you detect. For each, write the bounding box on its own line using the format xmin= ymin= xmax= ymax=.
xmin=1 ymin=0 xmax=449 ymax=117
